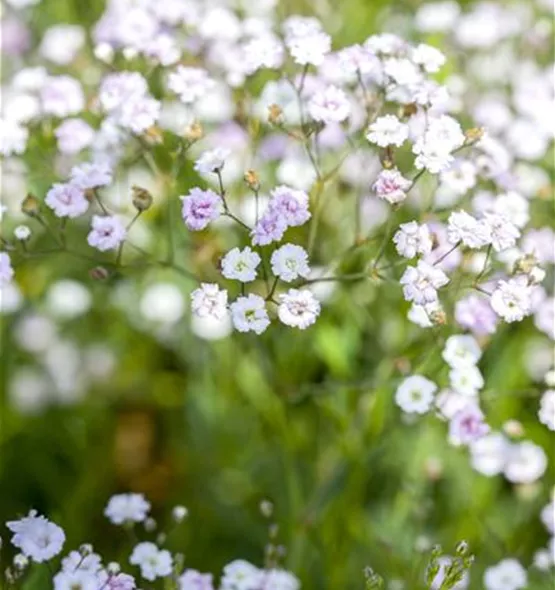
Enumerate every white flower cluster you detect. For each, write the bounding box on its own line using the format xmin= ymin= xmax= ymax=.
xmin=3 ymin=493 xmax=301 ymax=590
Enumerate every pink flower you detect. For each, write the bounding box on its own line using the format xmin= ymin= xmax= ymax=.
xmin=449 ymin=403 xmax=490 ymax=446
xmin=268 ymin=185 xmax=310 ymax=227
xmin=87 ymin=215 xmax=126 ymax=251
xmin=251 ymin=210 xmax=287 ymax=246
xmin=55 ymin=118 xmax=95 ymax=154
xmin=180 ymin=188 xmax=222 ymax=231
xmin=45 ymin=183 xmax=89 ymax=218
xmin=372 ymin=168 xmax=411 ymax=204
xmin=455 ymin=295 xmax=498 ymax=336
xmin=0 ymin=252 xmax=14 ymax=284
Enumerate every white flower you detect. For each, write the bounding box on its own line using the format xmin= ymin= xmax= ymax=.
xmin=53 ymin=570 xmax=98 ymax=590
xmin=104 ymin=493 xmax=150 ymax=525
xmin=494 ymin=192 xmax=529 ymax=229
xmin=308 ymin=86 xmax=350 ymax=124
xmin=504 ymin=441 xmax=547 ymax=484
xmin=7 ymin=511 xmax=65 ymax=563
xmin=61 ymin=550 xmax=101 ymax=573
xmin=168 ymin=66 xmax=214 ymax=103
xmin=271 ymin=244 xmax=310 ymax=282
xmin=221 ymin=247 xmax=261 ymax=283
xmin=470 ymin=432 xmax=509 ymax=476
xmin=491 ymin=277 xmax=533 ymax=323
xmin=178 ymin=569 xmax=213 ymax=590
xmin=191 ymin=284 xmax=228 ymax=320
xmin=286 ymin=31 xmax=331 ymax=67
xmin=541 ymin=500 xmax=555 ymax=534
xmin=539 ymin=390 xmax=555 ymax=431
xmin=395 ymin=375 xmax=437 ymax=414
xmin=372 ymin=168 xmax=412 ymax=204
xmin=220 ymin=559 xmax=264 ymax=590
xmin=278 ymin=289 xmax=320 ymax=329
xmin=129 ymin=542 xmax=172 ymax=581
xmin=442 ymin=335 xmax=482 ymax=369
xmin=393 ymin=221 xmax=432 ymax=258
xmin=412 ymin=44 xmax=446 ymax=73
xmin=366 ymin=115 xmax=409 ymax=148
xmin=483 ymin=213 xmax=520 ymax=252
xmin=194 ymin=148 xmax=230 ymax=175
xmin=87 ymin=215 xmax=127 ymax=252
xmin=484 ymin=559 xmax=527 ymax=590
xmin=14 ymin=225 xmax=31 ymax=241
xmin=244 ymin=34 xmax=284 ymax=73
xmin=446 ymin=211 xmax=491 ymax=249
xmin=400 ymin=261 xmax=449 ymax=304
xmin=0 ymin=118 xmax=29 ymax=156
xmin=262 ymin=569 xmax=301 ymax=590
xmin=384 ymin=58 xmax=422 ymax=86
xmin=449 ymin=366 xmax=484 ymax=396
xmin=230 ymin=294 xmax=270 ymax=334
xmin=413 ymin=116 xmax=465 ymax=173
xmin=70 ymin=162 xmax=113 ymax=190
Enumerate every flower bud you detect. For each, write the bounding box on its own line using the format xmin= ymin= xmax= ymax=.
xmin=14 ymin=225 xmax=31 ymax=241
xmin=184 ymin=122 xmax=203 ymax=142
xmin=455 ymin=540 xmax=470 ymax=557
xmin=268 ymin=104 xmax=283 ymax=126
xmin=244 ymin=170 xmax=260 ymax=192
xmin=107 ymin=562 xmax=120 ymax=575
xmin=21 ymin=193 xmax=40 ymax=217
xmin=144 ymin=517 xmax=157 ymax=532
xmin=90 ymin=266 xmax=110 ymax=281
xmin=503 ymin=419 xmax=524 ymax=438
xmin=131 ymin=186 xmax=153 ymax=212
xmin=172 ymin=505 xmax=188 ymax=523
xmin=464 ymin=127 xmax=484 ymax=143
xmin=143 ymin=126 xmax=163 ymax=145
xmin=13 ymin=554 xmax=28 ymax=570
xmin=80 ymin=544 xmax=93 ymax=556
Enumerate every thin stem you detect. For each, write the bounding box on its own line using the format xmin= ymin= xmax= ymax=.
xmin=432 ymin=241 xmax=461 ymax=266
xmin=266 ymin=276 xmax=279 ymax=301
xmin=93 ymin=190 xmax=109 ymax=215
xmin=372 ymin=208 xmax=396 ymax=269
xmin=474 ymin=244 xmax=493 ymax=283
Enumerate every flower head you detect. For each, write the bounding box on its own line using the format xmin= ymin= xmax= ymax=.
xmin=278 ymin=289 xmax=320 ymax=329
xmin=395 ymin=375 xmax=437 ymax=414
xmin=180 ymin=188 xmax=222 ymax=231
xmin=221 ymin=247 xmax=261 ymax=283
xmin=7 ymin=511 xmax=65 ymax=563
xmin=104 ymin=493 xmax=150 ymax=525
xmin=230 ymin=295 xmax=270 ymax=334
xmin=271 ymin=244 xmax=310 ymax=282
xmin=191 ymin=284 xmax=228 ymax=320
xmin=87 ymin=215 xmax=127 ymax=252
xmin=45 ymin=183 xmax=89 ymax=218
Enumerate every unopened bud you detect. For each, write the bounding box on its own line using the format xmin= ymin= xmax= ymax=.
xmin=244 ymin=170 xmax=260 ymax=192
xmin=90 ymin=266 xmax=110 ymax=281
xmin=172 ymin=505 xmax=188 ymax=523
xmin=107 ymin=562 xmax=120 ymax=575
xmin=402 ymin=103 xmax=418 ymax=118
xmin=131 ymin=186 xmax=153 ymax=212
xmin=514 ymin=254 xmax=537 ymax=275
xmin=144 ymin=518 xmax=157 ymax=532
xmin=259 ymin=500 xmax=273 ymax=518
xmin=21 ymin=193 xmax=40 ymax=217
xmin=503 ymin=419 xmax=524 ymax=438
xmin=184 ymin=122 xmax=203 ymax=142
xmin=456 ymin=540 xmax=470 ymax=557
xmin=464 ymin=127 xmax=484 ymax=143
xmin=268 ymin=104 xmax=283 ymax=126
xmin=143 ymin=126 xmax=163 ymax=145
xmin=430 ymin=307 xmax=447 ymax=326
xmin=13 ymin=554 xmax=28 ymax=570
xmin=529 ymin=266 xmax=546 ymax=285
xmin=14 ymin=225 xmax=31 ymax=241
xmin=80 ymin=544 xmax=93 ymax=556
xmin=94 ymin=43 xmax=114 ymax=64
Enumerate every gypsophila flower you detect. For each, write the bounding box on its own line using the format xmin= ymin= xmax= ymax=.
xmin=285 ymin=24 xmax=331 ymax=67
xmin=87 ymin=215 xmax=126 ymax=252
xmin=449 ymin=403 xmax=490 ymax=446
xmin=40 ymin=75 xmax=84 ymax=117
xmin=308 ymin=86 xmax=350 ymax=124
xmin=221 ymin=247 xmax=261 ymax=283
xmin=104 ymin=493 xmax=150 ymax=525
xmin=372 ymin=168 xmax=412 ymax=204
xmin=271 ymin=244 xmax=310 ymax=282
xmin=98 ymin=571 xmax=136 ymax=590
xmin=178 ymin=569 xmax=214 ymax=590
xmin=442 ymin=335 xmax=482 ymax=369
xmin=278 ymin=289 xmax=320 ymax=329
xmin=400 ymin=261 xmax=449 ymax=304
xmin=54 ymin=118 xmax=95 ymax=155
xmin=168 ymin=66 xmax=214 ymax=103
xmin=129 ymin=542 xmax=172 ymax=582
xmin=194 ymin=148 xmax=230 ymax=175
xmin=411 ymin=44 xmax=446 ymax=73
xmin=220 ymin=559 xmax=264 ymax=590
xmin=262 ymin=569 xmax=301 ymax=590
xmin=484 ymin=559 xmax=527 ymax=590
xmin=455 ymin=295 xmax=498 ymax=336
xmin=538 ymin=390 xmax=555 ymax=431
xmin=53 ymin=570 xmax=98 ymax=590
xmin=45 ymin=183 xmax=89 ymax=218
xmin=395 ymin=375 xmax=437 ymax=414
xmin=490 ymin=277 xmax=533 ymax=322
xmin=252 ymin=211 xmax=288 ymax=246
xmin=470 ymin=432 xmax=509 ymax=477
xmin=0 ymin=118 xmax=29 ymax=156
xmin=393 ymin=222 xmax=432 ymax=258
xmin=230 ymin=295 xmax=270 ymax=334
xmin=449 ymin=366 xmax=484 ymax=396
xmin=7 ymin=511 xmax=65 ymax=563
xmin=180 ymin=188 xmax=222 ymax=231
xmin=70 ymin=162 xmax=113 ymax=190
xmin=483 ymin=213 xmax=520 ymax=252
xmin=14 ymin=225 xmax=31 ymax=241
xmin=268 ymin=186 xmax=310 ymax=228
xmin=99 ymin=72 xmax=148 ymax=113
xmin=366 ymin=115 xmax=409 ymax=148
xmin=447 ymin=211 xmax=491 ymax=249
xmin=61 ymin=550 xmax=101 ymax=573
xmin=504 ymin=441 xmax=547 ymax=484
xmin=244 ymin=34 xmax=284 ymax=74
xmin=191 ymin=284 xmax=228 ymax=320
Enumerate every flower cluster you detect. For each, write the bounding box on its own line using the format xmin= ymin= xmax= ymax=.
xmin=2 ymin=493 xmax=300 ymax=590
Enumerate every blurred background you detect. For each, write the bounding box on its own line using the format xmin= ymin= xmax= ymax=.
xmin=1 ymin=0 xmax=554 ymax=588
